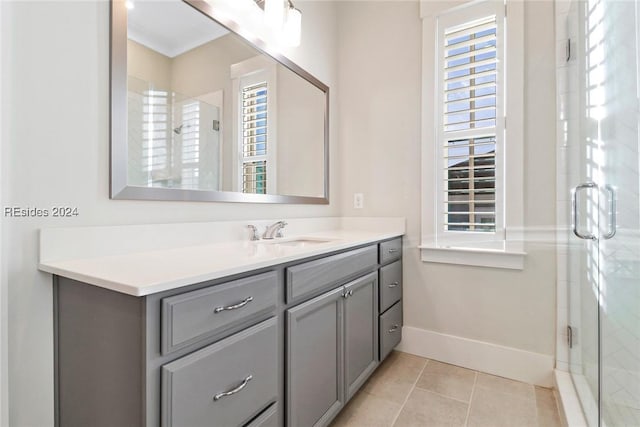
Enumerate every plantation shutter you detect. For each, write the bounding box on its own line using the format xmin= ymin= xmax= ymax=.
xmin=241 ymin=82 xmax=268 ymax=194
xmin=437 ymin=2 xmax=505 ymax=242
xmin=180 ymin=101 xmax=200 ymax=189
xmin=143 ymin=89 xmax=169 ymax=185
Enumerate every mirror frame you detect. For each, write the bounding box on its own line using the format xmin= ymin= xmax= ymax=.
xmin=110 ymin=0 xmax=330 ymax=204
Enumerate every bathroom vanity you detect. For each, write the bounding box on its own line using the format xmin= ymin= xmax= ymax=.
xmin=41 ymin=220 xmax=404 ymax=427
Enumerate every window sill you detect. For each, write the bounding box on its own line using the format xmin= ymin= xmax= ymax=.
xmin=419 ymin=244 xmax=526 ymax=270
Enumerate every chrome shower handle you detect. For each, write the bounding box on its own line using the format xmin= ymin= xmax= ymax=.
xmin=602 ymin=185 xmax=616 ymax=240
xmin=571 ymin=182 xmax=598 ymax=240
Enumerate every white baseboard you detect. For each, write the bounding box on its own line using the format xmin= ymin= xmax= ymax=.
xmin=397 ymin=326 xmax=555 ymax=387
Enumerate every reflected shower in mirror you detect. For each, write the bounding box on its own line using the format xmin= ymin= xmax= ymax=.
xmin=112 ymin=0 xmax=329 ymax=203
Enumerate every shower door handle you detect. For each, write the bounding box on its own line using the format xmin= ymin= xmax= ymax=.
xmin=571 ymin=182 xmax=598 ymax=240
xmin=602 ymin=185 xmax=616 ymax=239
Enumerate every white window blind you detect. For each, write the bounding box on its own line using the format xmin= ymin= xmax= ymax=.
xmin=143 ymin=89 xmax=169 ymax=186
xmin=437 ymin=2 xmax=505 ymax=244
xmin=180 ymin=101 xmax=200 ymax=189
xmin=241 ymin=82 xmax=268 ymax=194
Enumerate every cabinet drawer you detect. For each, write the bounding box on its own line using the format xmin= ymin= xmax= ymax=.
xmin=246 ymin=402 xmax=278 ymax=427
xmin=161 ymin=271 xmax=277 ymax=354
xmin=286 ymin=245 xmax=377 ymax=303
xmin=162 ymin=318 xmax=278 ymax=427
xmin=379 ymin=238 xmax=402 ymax=265
xmin=379 ymin=260 xmax=402 ymax=313
xmin=379 ymin=301 xmax=402 ymax=361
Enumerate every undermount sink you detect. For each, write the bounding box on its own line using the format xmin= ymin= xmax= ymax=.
xmin=256 ymin=236 xmax=337 ymax=247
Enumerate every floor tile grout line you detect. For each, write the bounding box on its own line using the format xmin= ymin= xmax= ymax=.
xmin=411 ymin=384 xmax=475 ymax=405
xmin=534 ymin=386 xmax=541 ymax=427
xmin=389 ymin=358 xmax=429 ymax=427
xmin=463 ymin=371 xmax=478 ymax=427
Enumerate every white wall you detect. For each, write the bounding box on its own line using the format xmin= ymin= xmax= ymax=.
xmin=277 ymin=66 xmax=326 ymax=197
xmin=337 ymin=0 xmax=557 ymax=377
xmin=1 ymin=1 xmax=338 ymax=425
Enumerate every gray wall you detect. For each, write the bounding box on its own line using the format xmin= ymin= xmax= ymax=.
xmin=0 ymin=1 xmax=338 ymax=425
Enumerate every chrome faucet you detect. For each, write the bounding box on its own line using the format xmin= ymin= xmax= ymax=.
xmin=262 ymin=221 xmax=287 ymax=239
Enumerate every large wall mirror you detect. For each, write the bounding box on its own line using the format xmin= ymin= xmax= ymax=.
xmin=111 ymin=0 xmax=329 ymax=203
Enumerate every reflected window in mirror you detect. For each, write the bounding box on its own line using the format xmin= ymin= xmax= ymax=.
xmin=231 ymin=56 xmax=277 ymax=195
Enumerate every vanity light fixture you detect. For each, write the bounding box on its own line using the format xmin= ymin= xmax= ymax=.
xmin=255 ymin=0 xmax=302 ymax=47
xmin=125 ymin=0 xmax=134 ymax=10
xmin=264 ymin=0 xmax=285 ymax=30
xmin=284 ymin=1 xmax=302 ymax=47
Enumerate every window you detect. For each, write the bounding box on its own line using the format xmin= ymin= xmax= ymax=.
xmin=420 ymin=0 xmax=524 ymax=269
xmin=143 ymin=88 xmax=169 ymax=186
xmin=179 ymin=100 xmax=200 ymax=189
xmin=241 ymin=82 xmax=268 ymax=194
xmin=231 ymin=56 xmax=277 ymax=195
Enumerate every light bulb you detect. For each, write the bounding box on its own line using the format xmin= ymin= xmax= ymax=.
xmin=264 ymin=0 xmax=285 ymax=29
xmin=125 ymin=0 xmax=134 ymax=9
xmin=284 ymin=6 xmax=301 ymax=47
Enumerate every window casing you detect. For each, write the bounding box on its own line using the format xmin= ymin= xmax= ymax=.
xmin=421 ymin=0 xmax=524 ymax=269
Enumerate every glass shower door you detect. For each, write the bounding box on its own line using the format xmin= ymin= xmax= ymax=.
xmin=565 ymin=0 xmax=601 ymax=424
xmin=596 ymin=0 xmax=640 ymax=425
xmin=567 ymin=0 xmax=640 ymax=425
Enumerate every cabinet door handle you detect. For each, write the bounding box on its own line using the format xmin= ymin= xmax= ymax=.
xmin=388 ymin=324 xmax=400 ymax=333
xmin=342 ymin=290 xmax=354 ymax=298
xmin=387 ymin=282 xmax=399 ymax=288
xmin=388 ymin=248 xmax=398 ymax=253
xmin=213 ymin=375 xmax=253 ymax=401
xmin=214 ymin=296 xmax=253 ymax=313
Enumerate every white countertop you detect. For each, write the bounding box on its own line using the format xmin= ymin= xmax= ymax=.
xmin=39 ymin=218 xmax=405 ymax=296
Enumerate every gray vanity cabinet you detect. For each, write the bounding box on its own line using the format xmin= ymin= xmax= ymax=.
xmin=286 ymin=286 xmax=345 ymax=427
xmin=286 ymin=271 xmax=379 ymax=427
xmin=53 ymin=237 xmax=403 ymax=427
xmin=378 ymin=237 xmax=403 ymax=362
xmin=344 ymin=272 xmax=378 ymax=400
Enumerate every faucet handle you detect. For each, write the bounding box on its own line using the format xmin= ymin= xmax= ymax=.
xmin=247 ymin=225 xmax=261 ymax=241
xmin=275 ymin=221 xmax=288 ymax=238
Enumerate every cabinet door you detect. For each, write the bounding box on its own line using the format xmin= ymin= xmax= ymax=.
xmin=287 ymin=287 xmax=345 ymax=427
xmin=344 ymin=272 xmax=379 ymax=400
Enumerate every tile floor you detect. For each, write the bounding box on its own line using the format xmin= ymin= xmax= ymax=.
xmin=331 ymin=351 xmax=563 ymax=427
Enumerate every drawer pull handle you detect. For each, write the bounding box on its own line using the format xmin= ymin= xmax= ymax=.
xmin=214 ymin=296 xmax=253 ymax=313
xmin=213 ymin=375 xmax=253 ymax=401
xmin=388 ymin=324 xmax=400 ymax=333
xmin=388 ymin=248 xmax=399 ymax=254
xmin=388 ymin=282 xmax=399 ymax=288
